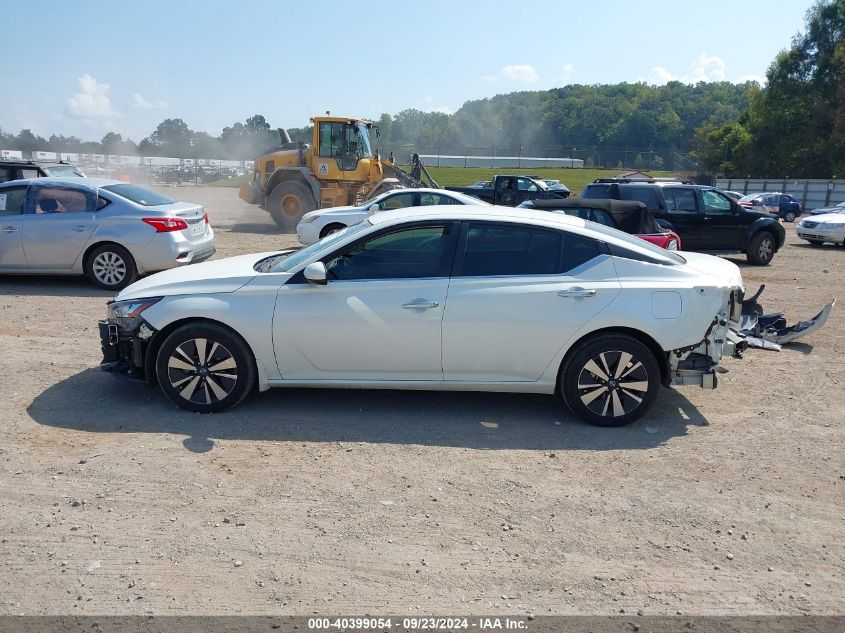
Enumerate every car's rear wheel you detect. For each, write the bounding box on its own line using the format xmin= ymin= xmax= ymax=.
xmin=156 ymin=322 xmax=256 ymax=413
xmin=746 ymin=231 xmax=776 ymax=265
xmin=560 ymin=334 xmax=660 ymax=427
xmin=784 ymin=211 xmax=796 ymax=222
xmin=319 ymin=223 xmax=347 ymax=239
xmin=85 ymin=244 xmax=138 ymax=290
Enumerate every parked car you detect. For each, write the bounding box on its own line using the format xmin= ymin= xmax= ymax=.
xmin=517 ymin=198 xmax=682 ymax=250
xmin=99 ymin=205 xmax=747 ymax=427
xmin=722 ymin=191 xmax=745 ymax=201
xmin=796 ymin=214 xmax=845 ymax=246
xmin=738 ymin=192 xmax=802 ymax=221
xmin=0 ymin=178 xmax=215 ymax=290
xmin=447 ymin=174 xmax=570 ymax=206
xmin=296 ymin=188 xmax=488 ymax=245
xmin=809 ymin=200 xmax=845 ymax=216
xmin=0 ymin=159 xmax=85 ymax=183
xmin=581 ymin=179 xmax=786 ymax=265
xmin=469 ymin=180 xmax=492 ymax=188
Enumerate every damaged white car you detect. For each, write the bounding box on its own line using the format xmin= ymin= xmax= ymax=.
xmin=98 ymin=206 xmax=831 ymax=426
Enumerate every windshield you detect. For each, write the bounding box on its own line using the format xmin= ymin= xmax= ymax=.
xmin=354 ymin=123 xmax=372 ymax=158
xmin=102 ymin=183 xmax=177 ymax=206
xmin=269 ymin=221 xmax=371 ymax=272
xmin=45 ymin=165 xmax=84 ymax=177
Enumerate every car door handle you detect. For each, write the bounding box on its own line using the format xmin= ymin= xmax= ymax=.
xmin=402 ymin=299 xmax=440 ymax=309
xmin=2 ymin=226 xmax=18 ymax=233
xmin=558 ymin=288 xmax=596 ymax=298
xmin=72 ymin=225 xmax=88 ymax=232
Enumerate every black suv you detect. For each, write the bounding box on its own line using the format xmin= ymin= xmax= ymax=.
xmin=581 ymin=178 xmax=786 ymax=265
xmin=0 ymin=159 xmax=85 ymax=183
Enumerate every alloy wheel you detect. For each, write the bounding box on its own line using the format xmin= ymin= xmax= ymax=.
xmin=759 ymin=237 xmax=774 ymax=261
xmin=166 ymin=338 xmax=238 ymax=405
xmin=92 ymin=251 xmax=127 ymax=287
xmin=577 ymin=350 xmax=650 ymax=418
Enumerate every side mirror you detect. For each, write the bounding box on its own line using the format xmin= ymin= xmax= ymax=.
xmin=304 ymin=261 xmax=327 ymax=285
xmin=367 ymin=203 xmax=380 ymax=214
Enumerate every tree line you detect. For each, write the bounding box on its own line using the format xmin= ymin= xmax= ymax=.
xmin=2 ymin=0 xmax=841 ymax=178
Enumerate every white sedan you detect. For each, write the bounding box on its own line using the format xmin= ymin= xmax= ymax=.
xmin=295 ymin=188 xmax=488 ymax=245
xmin=99 ymin=206 xmax=746 ymax=426
xmin=796 ymin=213 xmax=845 ymax=246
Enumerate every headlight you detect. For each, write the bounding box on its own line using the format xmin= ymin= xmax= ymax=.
xmin=300 ymin=214 xmax=318 ymax=224
xmin=822 ymin=222 xmax=845 ymax=229
xmin=107 ymin=298 xmax=162 ymax=331
xmin=667 ymin=238 xmax=679 ymax=251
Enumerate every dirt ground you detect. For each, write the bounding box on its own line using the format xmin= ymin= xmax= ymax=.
xmin=0 ymin=186 xmax=842 ymax=616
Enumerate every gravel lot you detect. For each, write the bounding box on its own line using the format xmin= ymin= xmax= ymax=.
xmin=1 ymin=186 xmax=842 ymax=616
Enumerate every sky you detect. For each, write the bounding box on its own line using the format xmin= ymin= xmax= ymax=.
xmin=1 ymin=0 xmax=816 ymax=143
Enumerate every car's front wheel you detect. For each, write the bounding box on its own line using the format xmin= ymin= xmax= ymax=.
xmin=320 ymin=223 xmax=347 ymax=239
xmin=155 ymin=322 xmax=256 ymax=413
xmin=746 ymin=231 xmax=776 ymax=265
xmin=560 ymin=333 xmax=661 ymax=427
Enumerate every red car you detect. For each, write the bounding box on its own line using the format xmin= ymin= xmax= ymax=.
xmin=518 ymin=198 xmax=682 ymax=250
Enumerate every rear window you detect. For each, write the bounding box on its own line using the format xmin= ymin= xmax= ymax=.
xmin=44 ymin=165 xmax=83 ymax=177
xmin=620 ymin=186 xmax=661 ymax=209
xmin=582 ymin=184 xmax=613 ymax=198
xmin=102 ymin=184 xmax=176 ymax=206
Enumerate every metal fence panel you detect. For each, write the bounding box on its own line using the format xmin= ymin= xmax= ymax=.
xmin=715 ymin=178 xmax=845 ymax=211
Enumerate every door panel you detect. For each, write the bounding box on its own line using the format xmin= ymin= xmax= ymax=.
xmin=273 ymin=221 xmax=459 ymax=381
xmin=443 ymin=258 xmax=620 ymax=381
xmin=662 ymin=187 xmax=701 ymax=248
xmin=442 ymin=222 xmax=620 ymax=382
xmin=699 ymin=189 xmax=744 ymax=249
xmin=274 ymin=278 xmax=449 ymax=380
xmin=22 ymin=183 xmax=97 ymax=269
xmin=0 ymin=186 xmax=27 ymax=268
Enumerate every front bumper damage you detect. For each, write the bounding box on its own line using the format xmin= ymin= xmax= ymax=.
xmin=669 ymin=285 xmax=835 ymax=389
xmin=98 ymin=319 xmax=157 ymax=382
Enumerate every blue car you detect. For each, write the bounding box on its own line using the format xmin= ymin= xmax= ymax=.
xmin=738 ymin=192 xmax=802 ymax=222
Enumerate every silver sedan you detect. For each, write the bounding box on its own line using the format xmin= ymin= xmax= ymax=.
xmin=0 ymin=177 xmax=215 ymax=289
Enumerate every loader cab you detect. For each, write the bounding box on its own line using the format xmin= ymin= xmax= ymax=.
xmin=312 ymin=117 xmax=374 ymax=181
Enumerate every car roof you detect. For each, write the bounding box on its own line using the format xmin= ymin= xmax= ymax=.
xmin=527 ymin=198 xmax=646 ymax=212
xmin=367 ymin=204 xmax=679 ymax=263
xmin=0 ymin=176 xmax=124 ymax=188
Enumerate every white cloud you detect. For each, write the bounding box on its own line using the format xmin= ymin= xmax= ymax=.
xmin=560 ymin=63 xmax=575 ymax=84
xmin=418 ymin=96 xmax=453 ymax=115
xmin=647 ymin=54 xmax=727 ymax=85
xmin=64 ymin=74 xmax=117 ymax=119
xmin=484 ymin=64 xmax=539 ymax=83
xmin=130 ymin=93 xmax=168 ymax=110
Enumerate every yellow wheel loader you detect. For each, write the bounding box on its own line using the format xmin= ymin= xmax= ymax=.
xmin=239 ymin=116 xmax=437 ymax=231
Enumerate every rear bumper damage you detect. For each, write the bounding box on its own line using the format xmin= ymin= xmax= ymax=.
xmin=669 ymin=285 xmax=834 ymax=389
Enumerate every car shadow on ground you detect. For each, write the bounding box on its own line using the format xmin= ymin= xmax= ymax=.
xmin=0 ymin=276 xmax=111 ymax=298
xmin=225 ymin=222 xmax=291 ymax=236
xmin=28 ymin=368 xmax=709 ymax=453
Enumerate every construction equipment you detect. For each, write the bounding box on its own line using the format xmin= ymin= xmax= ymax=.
xmin=239 ymin=116 xmax=438 ymax=230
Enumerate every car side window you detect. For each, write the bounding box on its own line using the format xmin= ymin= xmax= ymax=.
xmin=380 ymin=192 xmax=416 ymax=210
xmin=582 ymin=184 xmax=612 ymax=199
xmin=664 ymin=188 xmax=697 ymax=214
xmin=325 ymin=224 xmax=454 ymax=281
xmin=496 ymin=177 xmax=514 ymax=191
xmin=457 ymin=223 xmax=600 ymax=277
xmin=516 ymin=178 xmax=538 ymax=192
xmin=702 ymin=190 xmax=733 ymax=214
xmin=0 ymin=186 xmax=27 ymax=216
xmin=420 ymin=193 xmax=459 ymax=206
xmin=0 ymin=167 xmax=13 ymax=183
xmin=26 ymin=184 xmax=97 ymax=214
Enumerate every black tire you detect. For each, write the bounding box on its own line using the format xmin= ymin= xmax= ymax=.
xmin=155 ymin=322 xmax=256 ymax=413
xmin=746 ymin=231 xmax=776 ymax=265
xmin=560 ymin=334 xmax=661 ymax=427
xmin=319 ymin=223 xmax=347 ymax=239
xmin=784 ymin=211 xmax=796 ymax=222
xmin=267 ymin=180 xmax=317 ymax=232
xmin=84 ymin=244 xmax=138 ymax=290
